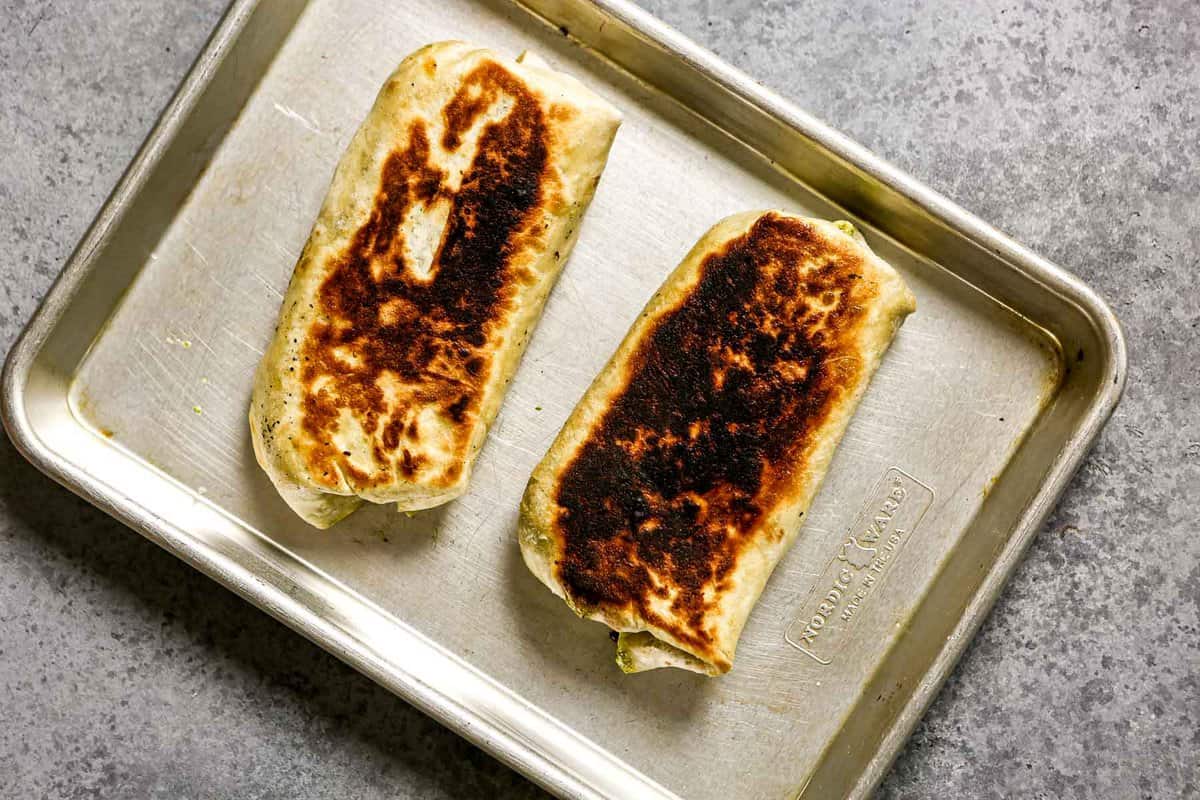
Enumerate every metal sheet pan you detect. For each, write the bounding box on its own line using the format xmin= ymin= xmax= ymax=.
xmin=0 ymin=0 xmax=1126 ymax=798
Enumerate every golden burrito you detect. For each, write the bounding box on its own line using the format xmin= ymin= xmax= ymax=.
xmin=519 ymin=211 xmax=916 ymax=674
xmin=250 ymin=42 xmax=621 ymax=527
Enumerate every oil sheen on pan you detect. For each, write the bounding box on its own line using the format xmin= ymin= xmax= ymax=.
xmin=519 ymin=211 xmax=916 ymax=675
xmin=250 ymin=42 xmax=621 ymax=528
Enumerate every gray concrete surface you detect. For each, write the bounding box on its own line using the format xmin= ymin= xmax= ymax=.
xmin=0 ymin=0 xmax=1195 ymax=797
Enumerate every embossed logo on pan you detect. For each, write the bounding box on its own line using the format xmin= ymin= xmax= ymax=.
xmin=785 ymin=468 xmax=934 ymax=665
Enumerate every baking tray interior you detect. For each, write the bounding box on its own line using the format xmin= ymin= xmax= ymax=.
xmin=3 ymin=0 xmax=1123 ymax=798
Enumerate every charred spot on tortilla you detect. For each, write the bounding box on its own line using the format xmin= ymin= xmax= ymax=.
xmin=553 ymin=214 xmax=874 ymax=652
xmin=299 ymin=63 xmax=551 ymax=492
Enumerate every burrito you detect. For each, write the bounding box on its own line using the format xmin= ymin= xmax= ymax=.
xmin=518 ymin=211 xmax=916 ymax=674
xmin=250 ymin=41 xmax=621 ymax=528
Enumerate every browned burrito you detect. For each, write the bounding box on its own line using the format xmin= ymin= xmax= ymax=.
xmin=518 ymin=211 xmax=916 ymax=674
xmin=250 ymin=42 xmax=621 ymax=527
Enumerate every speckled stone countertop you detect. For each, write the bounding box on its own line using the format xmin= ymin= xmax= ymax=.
xmin=1 ymin=1 xmax=1196 ymax=798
